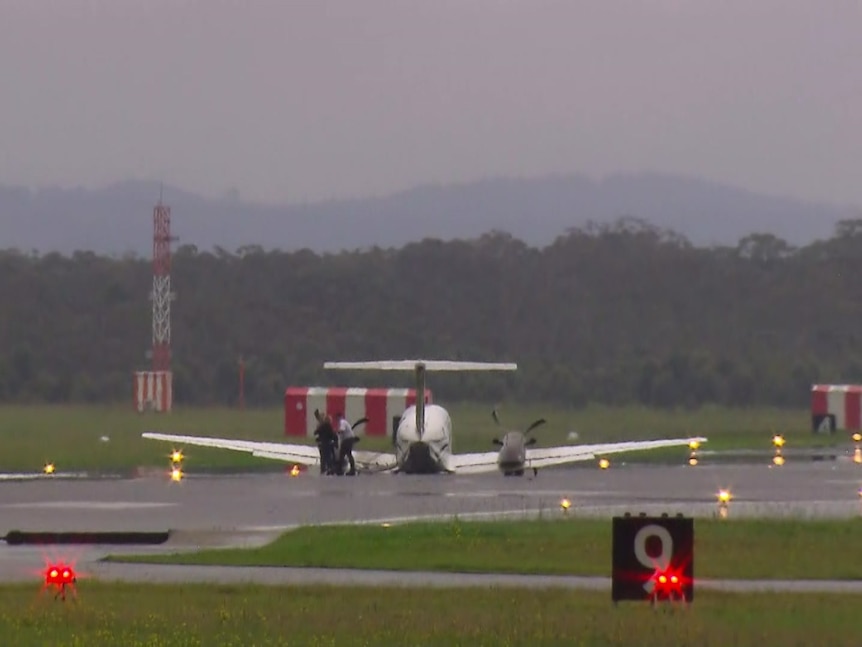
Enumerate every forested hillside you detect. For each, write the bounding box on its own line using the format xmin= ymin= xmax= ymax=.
xmin=1 ymin=216 xmax=860 ymax=408
xmin=0 ymin=174 xmax=852 ymax=255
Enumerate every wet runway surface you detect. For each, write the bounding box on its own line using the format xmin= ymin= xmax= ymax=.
xmin=1 ymin=461 xmax=860 ymax=589
xmin=2 ymin=461 xmax=860 ymax=532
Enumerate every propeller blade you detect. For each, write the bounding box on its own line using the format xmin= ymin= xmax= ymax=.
xmin=492 ymin=408 xmax=502 ymax=426
xmin=352 ymin=417 xmax=369 ymax=430
xmin=492 ymin=438 xmax=503 ymax=446
xmin=524 ymin=418 xmax=546 ymax=435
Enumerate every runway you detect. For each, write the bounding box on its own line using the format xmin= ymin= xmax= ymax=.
xmin=1 ymin=461 xmax=860 ymax=589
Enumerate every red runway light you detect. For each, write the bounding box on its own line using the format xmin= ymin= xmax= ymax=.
xmin=650 ymin=566 xmax=688 ymax=600
xmin=43 ymin=561 xmax=78 ymax=600
xmin=44 ymin=563 xmax=76 ymax=584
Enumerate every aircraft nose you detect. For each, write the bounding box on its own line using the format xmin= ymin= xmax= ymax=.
xmin=497 ymin=446 xmax=516 ymax=464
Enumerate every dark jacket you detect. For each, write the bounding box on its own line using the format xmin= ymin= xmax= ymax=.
xmin=314 ymin=421 xmax=338 ymax=446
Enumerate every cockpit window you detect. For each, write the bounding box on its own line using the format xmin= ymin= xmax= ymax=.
xmin=503 ymin=432 xmax=521 ymax=446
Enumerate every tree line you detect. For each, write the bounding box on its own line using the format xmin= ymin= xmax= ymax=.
xmin=2 ymin=216 xmax=862 ymax=408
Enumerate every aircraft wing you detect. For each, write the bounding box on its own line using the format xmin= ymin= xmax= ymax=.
xmin=448 ymin=451 xmax=504 ymax=474
xmin=141 ymin=432 xmax=398 ymax=472
xmin=448 ymin=448 xmax=598 ymax=473
xmin=524 ymin=436 xmax=708 ymax=469
xmin=448 ymin=436 xmax=705 ymax=474
xmin=142 ymin=432 xmax=322 ymax=464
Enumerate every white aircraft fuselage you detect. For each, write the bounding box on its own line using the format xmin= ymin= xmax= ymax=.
xmin=394 ymin=404 xmax=453 ymax=473
xmin=394 ymin=405 xmax=532 ymax=475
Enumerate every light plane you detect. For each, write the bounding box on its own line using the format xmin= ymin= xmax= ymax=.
xmin=142 ymin=359 xmax=707 ymax=474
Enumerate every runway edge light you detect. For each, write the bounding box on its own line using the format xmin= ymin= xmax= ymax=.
xmin=42 ymin=562 xmax=77 ymax=602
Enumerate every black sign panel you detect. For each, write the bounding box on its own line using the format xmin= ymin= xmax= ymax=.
xmin=812 ymin=414 xmax=836 ymax=434
xmin=611 ymin=515 xmax=694 ymax=602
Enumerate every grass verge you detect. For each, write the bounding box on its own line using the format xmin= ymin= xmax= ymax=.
xmin=109 ymin=517 xmax=862 ymax=580
xmin=0 ymin=403 xmax=842 ymax=473
xmin=1 ymin=582 xmax=860 ymax=647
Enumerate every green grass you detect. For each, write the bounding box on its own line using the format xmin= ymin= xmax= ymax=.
xmin=110 ymin=517 xmax=862 ymax=580
xmin=0 ymin=402 xmax=844 ymax=472
xmin=0 ymin=582 xmax=859 ymax=646
xmin=0 ymin=404 xmax=282 ymax=472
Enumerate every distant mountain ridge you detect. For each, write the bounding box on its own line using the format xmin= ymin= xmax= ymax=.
xmin=0 ymin=173 xmax=855 ymax=256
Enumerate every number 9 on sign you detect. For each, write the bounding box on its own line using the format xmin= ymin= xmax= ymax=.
xmin=633 ymin=524 xmax=673 ymax=594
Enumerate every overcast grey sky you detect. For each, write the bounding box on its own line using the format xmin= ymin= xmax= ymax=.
xmin=0 ymin=1 xmax=859 ymax=206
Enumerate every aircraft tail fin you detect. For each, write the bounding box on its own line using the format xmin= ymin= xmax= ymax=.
xmin=324 ymin=360 xmax=517 ymax=439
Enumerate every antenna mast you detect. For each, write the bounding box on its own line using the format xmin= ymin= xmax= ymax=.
xmin=151 ymin=195 xmax=176 ymax=372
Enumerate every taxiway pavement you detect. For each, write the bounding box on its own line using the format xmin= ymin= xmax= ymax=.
xmin=0 ymin=461 xmax=860 ymax=589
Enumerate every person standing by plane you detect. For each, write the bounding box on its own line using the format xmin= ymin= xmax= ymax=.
xmin=313 ymin=413 xmax=338 ymax=475
xmin=334 ymin=411 xmax=357 ymax=476
xmin=327 ymin=414 xmax=340 ymax=473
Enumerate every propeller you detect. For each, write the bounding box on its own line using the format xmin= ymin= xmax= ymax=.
xmin=524 ymin=418 xmax=547 ymax=435
xmin=350 ymin=417 xmax=367 ymax=445
xmin=491 ymin=407 xmax=546 ymax=445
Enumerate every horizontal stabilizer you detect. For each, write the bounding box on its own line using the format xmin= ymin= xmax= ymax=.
xmin=324 ymin=360 xmax=517 ymax=371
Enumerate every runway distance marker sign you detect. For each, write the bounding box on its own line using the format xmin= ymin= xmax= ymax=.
xmin=611 ymin=514 xmax=694 ymax=604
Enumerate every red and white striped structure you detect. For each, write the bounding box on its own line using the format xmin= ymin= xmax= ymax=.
xmin=134 ymin=371 xmax=173 ymax=412
xmin=284 ymin=387 xmax=433 ymax=437
xmin=811 ymin=384 xmax=862 ymax=431
xmin=151 ymin=198 xmax=175 ymax=373
xmin=135 ymin=195 xmax=176 ymax=412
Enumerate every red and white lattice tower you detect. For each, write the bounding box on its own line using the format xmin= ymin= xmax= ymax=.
xmin=134 ymin=196 xmax=176 ymax=413
xmin=151 ymin=199 xmax=176 ymax=372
